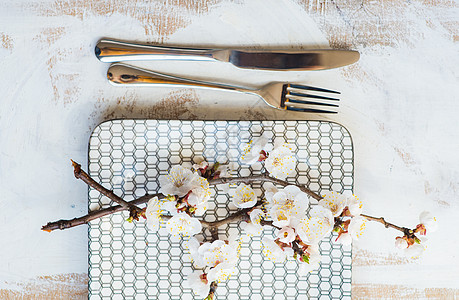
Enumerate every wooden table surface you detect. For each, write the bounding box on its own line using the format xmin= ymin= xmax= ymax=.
xmin=1 ymin=0 xmax=458 ymax=299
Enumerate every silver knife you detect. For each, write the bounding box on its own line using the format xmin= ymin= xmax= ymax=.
xmin=95 ymin=39 xmax=359 ymax=71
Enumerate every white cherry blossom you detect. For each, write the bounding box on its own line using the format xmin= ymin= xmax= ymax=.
xmin=166 ymin=213 xmax=202 ymax=236
xmin=319 ymin=191 xmax=348 ymax=217
xmin=298 ymin=244 xmax=321 ymax=275
xmin=419 ymin=211 xmax=438 ymax=233
xmin=243 ymin=209 xmax=264 ymax=236
xmin=187 ymin=176 xmax=211 ymax=215
xmin=347 ymin=194 xmax=363 ymax=216
xmin=277 ymin=227 xmax=296 ymax=244
xmin=336 ymin=232 xmax=353 ymax=246
xmin=263 ymin=182 xmax=279 ymax=203
xmin=395 ymin=237 xmax=409 ymax=249
xmin=162 ymin=199 xmax=178 ymax=215
xmin=267 ymin=185 xmax=309 ymax=228
xmin=270 ymin=205 xmax=292 ymax=228
xmin=216 ymin=163 xmax=233 ymax=178
xmin=187 ymin=237 xmax=206 ymax=268
xmin=404 ymin=244 xmax=425 ymax=258
xmin=159 ymin=165 xmax=200 ymax=197
xmin=262 ymin=237 xmax=287 ymax=263
xmin=296 ymin=206 xmax=334 ymax=245
xmin=197 ymin=239 xmax=239 ymax=267
xmin=192 ymin=157 xmax=209 ymax=171
xmin=207 ymin=262 xmax=238 ymax=282
xmin=232 ymin=183 xmax=257 ymax=208
xmin=241 ymin=137 xmax=270 ymax=165
xmin=348 ymin=216 xmax=366 ymax=240
xmin=186 ymin=271 xmax=210 ymax=298
xmin=264 ymin=143 xmax=296 ymax=180
xmin=309 ymin=205 xmax=334 ymax=222
xmin=145 ymin=196 xmax=162 ymax=232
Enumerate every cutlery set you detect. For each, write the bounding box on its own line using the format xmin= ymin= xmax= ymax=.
xmin=96 ymin=38 xmax=360 ymax=114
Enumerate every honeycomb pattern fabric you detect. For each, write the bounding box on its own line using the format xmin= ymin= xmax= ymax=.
xmin=88 ymin=120 xmax=353 ymax=300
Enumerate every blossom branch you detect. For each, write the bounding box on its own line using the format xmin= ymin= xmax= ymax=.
xmin=45 ymin=163 xmax=413 ymax=238
xmin=71 ymin=160 xmax=143 ymax=216
xmin=44 ymin=163 xmax=322 ymax=232
xmin=41 ymin=193 xmax=252 ymax=232
xmin=209 ymin=173 xmax=322 ymax=201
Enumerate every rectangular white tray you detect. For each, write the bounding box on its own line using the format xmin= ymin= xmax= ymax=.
xmin=88 ymin=120 xmax=353 ymax=300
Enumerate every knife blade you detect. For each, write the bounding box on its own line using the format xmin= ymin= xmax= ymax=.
xmin=95 ymin=39 xmax=359 ymax=71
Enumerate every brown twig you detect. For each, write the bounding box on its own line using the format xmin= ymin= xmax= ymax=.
xmin=209 ymin=173 xmax=322 ymax=201
xmin=260 ymin=219 xmax=280 ymax=230
xmin=42 ymin=195 xmax=256 ymax=232
xmin=42 ymin=194 xmax=257 ymax=233
xmin=71 ymin=160 xmax=142 ymax=216
xmin=360 ymin=213 xmax=410 ymax=234
xmin=41 ymin=193 xmax=162 ymax=232
xmin=200 ymin=203 xmax=255 ymax=228
xmin=291 ymin=240 xmax=305 ymax=257
xmin=204 ymin=281 xmax=218 ymax=300
xmin=209 ymin=227 xmax=219 ymax=242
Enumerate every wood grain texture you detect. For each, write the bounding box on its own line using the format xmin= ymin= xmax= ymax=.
xmin=353 ymin=249 xmax=411 ymax=266
xmin=354 ymin=284 xmax=459 ymax=299
xmin=0 ymin=273 xmax=88 ymax=300
xmin=297 ymin=0 xmax=459 ymax=47
xmin=1 ymin=0 xmax=457 ymax=298
xmin=1 ymin=32 xmax=13 ymax=51
xmin=99 ymin=88 xmax=200 ymax=121
xmin=34 ymin=0 xmax=226 ymax=41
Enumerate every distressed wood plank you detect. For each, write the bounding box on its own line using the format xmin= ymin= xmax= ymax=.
xmin=0 ymin=273 xmax=88 ymax=300
xmin=354 ymin=284 xmax=459 ymax=299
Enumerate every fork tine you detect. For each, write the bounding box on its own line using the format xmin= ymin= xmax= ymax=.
xmin=285 ymin=98 xmax=339 ymax=107
xmin=288 ymin=91 xmax=340 ymax=101
xmin=289 ymin=84 xmax=341 ymax=94
xmin=284 ymin=106 xmax=337 ymax=114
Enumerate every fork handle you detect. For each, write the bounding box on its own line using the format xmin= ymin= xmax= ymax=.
xmin=107 ymin=63 xmax=246 ymax=92
xmin=96 ymin=39 xmax=227 ymax=63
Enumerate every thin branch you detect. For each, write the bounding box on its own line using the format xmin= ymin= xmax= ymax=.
xmin=41 ymin=193 xmax=163 ymax=232
xmin=200 ymin=202 xmax=255 ymax=228
xmin=209 ymin=173 xmax=322 ymax=201
xmin=361 ymin=213 xmax=410 ymax=234
xmin=71 ymin=160 xmax=142 ymax=215
xmin=204 ymin=281 xmax=218 ymax=300
xmin=260 ymin=219 xmax=280 ymax=230
xmin=209 ymin=227 xmax=219 ymax=242
xmin=291 ymin=240 xmax=305 ymax=257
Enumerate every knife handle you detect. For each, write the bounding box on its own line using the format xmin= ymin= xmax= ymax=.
xmin=107 ymin=63 xmax=244 ymax=91
xmin=96 ymin=39 xmax=221 ymax=63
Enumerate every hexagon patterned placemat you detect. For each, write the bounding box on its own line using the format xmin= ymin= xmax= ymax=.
xmin=88 ymin=120 xmax=353 ymax=300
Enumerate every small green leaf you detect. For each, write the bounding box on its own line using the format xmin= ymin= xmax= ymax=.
xmin=302 ymin=254 xmax=310 ymax=264
xmin=414 ymin=237 xmax=421 ymax=244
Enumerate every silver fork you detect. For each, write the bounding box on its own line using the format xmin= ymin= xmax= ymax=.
xmin=107 ymin=63 xmax=340 ymax=114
